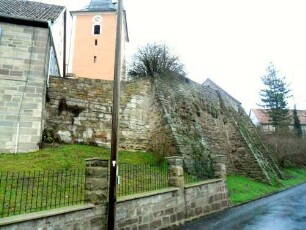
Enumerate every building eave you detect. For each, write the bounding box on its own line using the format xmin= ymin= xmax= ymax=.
xmin=0 ymin=14 xmax=49 ymax=28
xmin=70 ymin=9 xmax=116 ymax=15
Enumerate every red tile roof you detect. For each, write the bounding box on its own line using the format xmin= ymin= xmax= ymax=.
xmin=251 ymin=109 xmax=306 ymax=125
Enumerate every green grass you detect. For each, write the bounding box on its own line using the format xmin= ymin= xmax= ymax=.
xmin=0 ymin=144 xmax=160 ymax=172
xmin=0 ymin=144 xmax=166 ymax=217
xmin=1 ymin=144 xmax=306 ymax=214
xmin=0 ymin=169 xmax=85 ymax=218
xmin=227 ymin=167 xmax=306 ymax=205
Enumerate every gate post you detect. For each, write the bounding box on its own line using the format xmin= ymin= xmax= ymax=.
xmin=85 ymin=158 xmax=109 ymax=229
xmin=85 ymin=158 xmax=109 ymax=204
xmin=166 ymin=156 xmax=185 ymax=187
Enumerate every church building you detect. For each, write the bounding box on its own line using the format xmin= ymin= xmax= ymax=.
xmin=68 ymin=0 xmax=129 ymax=80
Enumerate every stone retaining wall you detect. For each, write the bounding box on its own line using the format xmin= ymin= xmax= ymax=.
xmin=115 ymin=156 xmax=228 ymax=229
xmin=46 ymin=78 xmax=154 ymax=151
xmin=0 ymin=157 xmax=229 ymax=230
xmin=45 ymin=75 xmax=282 ymax=183
xmin=116 ymin=179 xmax=228 ymax=230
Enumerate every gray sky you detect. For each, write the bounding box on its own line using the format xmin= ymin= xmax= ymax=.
xmin=35 ymin=0 xmax=306 ymax=112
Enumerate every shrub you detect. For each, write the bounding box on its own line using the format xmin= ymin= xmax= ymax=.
xmin=261 ymin=131 xmax=306 ymax=167
xmin=42 ymin=128 xmax=60 ymax=144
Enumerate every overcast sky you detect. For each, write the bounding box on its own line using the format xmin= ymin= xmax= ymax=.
xmin=35 ymin=0 xmax=306 ymax=112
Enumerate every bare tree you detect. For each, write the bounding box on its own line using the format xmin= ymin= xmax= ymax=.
xmin=128 ymin=43 xmax=186 ymax=79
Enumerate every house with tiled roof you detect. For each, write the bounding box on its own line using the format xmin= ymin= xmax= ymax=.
xmin=202 ymin=78 xmax=242 ymax=112
xmin=0 ymin=0 xmax=66 ymax=153
xmin=68 ymin=0 xmax=129 ymax=80
xmin=250 ymin=108 xmax=306 ymax=136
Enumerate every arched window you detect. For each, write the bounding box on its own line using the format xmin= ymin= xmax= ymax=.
xmin=93 ymin=25 xmax=101 ymax=35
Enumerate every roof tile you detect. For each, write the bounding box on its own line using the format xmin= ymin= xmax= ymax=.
xmin=0 ymin=0 xmax=64 ymax=21
xmin=251 ymin=108 xmax=306 ymax=125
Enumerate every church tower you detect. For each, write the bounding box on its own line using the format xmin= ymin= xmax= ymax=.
xmin=68 ymin=0 xmax=128 ymax=80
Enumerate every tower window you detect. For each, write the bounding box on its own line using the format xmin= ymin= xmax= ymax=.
xmin=95 ymin=39 xmax=98 ymax=46
xmin=94 ymin=56 xmax=97 ymax=63
xmin=93 ymin=25 xmax=101 ymax=35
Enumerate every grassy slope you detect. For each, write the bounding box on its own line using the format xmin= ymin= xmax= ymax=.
xmin=1 ymin=144 xmax=305 ymax=205
xmin=0 ymin=144 xmax=159 ymax=172
xmin=227 ymin=167 xmax=306 ymax=205
xmin=0 ymin=145 xmax=166 ymax=217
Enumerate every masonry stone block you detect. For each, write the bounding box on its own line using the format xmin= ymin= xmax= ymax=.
xmin=86 ymin=178 xmax=108 ymax=190
xmin=57 ymin=130 xmax=72 ymax=143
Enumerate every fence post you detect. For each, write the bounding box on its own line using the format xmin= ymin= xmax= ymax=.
xmin=85 ymin=158 xmax=109 ymax=204
xmin=166 ymin=156 xmax=184 ymax=187
xmin=85 ymin=158 xmax=109 ymax=229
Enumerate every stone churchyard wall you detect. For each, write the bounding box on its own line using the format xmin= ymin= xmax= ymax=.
xmin=152 ymin=75 xmax=282 ymax=184
xmin=0 ymin=157 xmax=229 ymax=230
xmin=46 ymin=74 xmax=282 ymax=184
xmin=46 ymin=77 xmax=155 ymax=151
xmin=115 ymin=157 xmax=228 ymax=229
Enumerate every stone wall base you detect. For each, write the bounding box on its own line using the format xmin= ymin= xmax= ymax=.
xmin=0 ymin=179 xmax=229 ymax=230
xmin=116 ymin=179 xmax=229 ymax=229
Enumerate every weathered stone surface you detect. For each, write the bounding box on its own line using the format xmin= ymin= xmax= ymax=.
xmin=85 ymin=178 xmax=108 ymax=191
xmin=115 ymin=179 xmax=229 ymax=229
xmin=44 ymin=74 xmax=281 ymax=183
xmin=57 ymin=130 xmax=72 ymax=143
xmin=46 ymin=78 xmax=154 ymax=152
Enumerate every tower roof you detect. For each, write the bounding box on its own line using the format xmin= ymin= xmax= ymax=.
xmin=83 ymin=0 xmax=116 ymax=12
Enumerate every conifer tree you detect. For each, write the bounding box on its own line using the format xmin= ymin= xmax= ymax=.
xmin=293 ymin=104 xmax=303 ymax=137
xmin=259 ymin=63 xmax=291 ymax=130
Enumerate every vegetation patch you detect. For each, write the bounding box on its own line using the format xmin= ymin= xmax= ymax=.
xmin=41 ymin=128 xmax=60 ymax=144
xmin=0 ymin=144 xmax=161 ymax=172
xmin=227 ymin=166 xmax=306 ymax=205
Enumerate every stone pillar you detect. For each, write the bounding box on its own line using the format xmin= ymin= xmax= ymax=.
xmin=166 ymin=156 xmax=184 ymax=187
xmin=85 ymin=158 xmax=109 ymax=205
xmin=211 ymin=155 xmax=227 ymax=179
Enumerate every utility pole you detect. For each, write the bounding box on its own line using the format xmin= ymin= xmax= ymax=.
xmin=107 ymin=0 xmax=123 ymax=229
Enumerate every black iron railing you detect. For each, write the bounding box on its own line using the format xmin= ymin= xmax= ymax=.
xmin=117 ymin=163 xmax=169 ymax=197
xmin=184 ymin=160 xmax=215 ymax=184
xmin=0 ymin=169 xmax=85 ymax=218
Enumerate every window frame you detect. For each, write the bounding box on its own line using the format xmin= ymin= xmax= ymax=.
xmin=93 ymin=24 xmax=102 ymax=35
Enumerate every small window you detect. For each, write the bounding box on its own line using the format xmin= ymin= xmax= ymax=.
xmin=94 ymin=56 xmax=97 ymax=63
xmin=94 ymin=25 xmax=101 ymax=35
xmin=95 ymin=39 xmax=98 ymax=46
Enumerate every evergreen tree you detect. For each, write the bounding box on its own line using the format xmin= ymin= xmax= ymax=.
xmin=259 ymin=63 xmax=291 ymax=130
xmin=293 ymin=104 xmax=303 ymax=137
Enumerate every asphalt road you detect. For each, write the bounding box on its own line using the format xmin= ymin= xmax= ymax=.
xmin=180 ymin=183 xmax=306 ymax=230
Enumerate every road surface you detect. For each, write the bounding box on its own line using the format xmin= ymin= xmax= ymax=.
xmin=180 ymin=183 xmax=306 ymax=230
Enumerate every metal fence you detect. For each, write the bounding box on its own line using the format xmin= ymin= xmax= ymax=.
xmin=117 ymin=163 xmax=169 ymax=197
xmin=0 ymin=169 xmax=85 ymax=218
xmin=184 ymin=160 xmax=215 ymax=184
